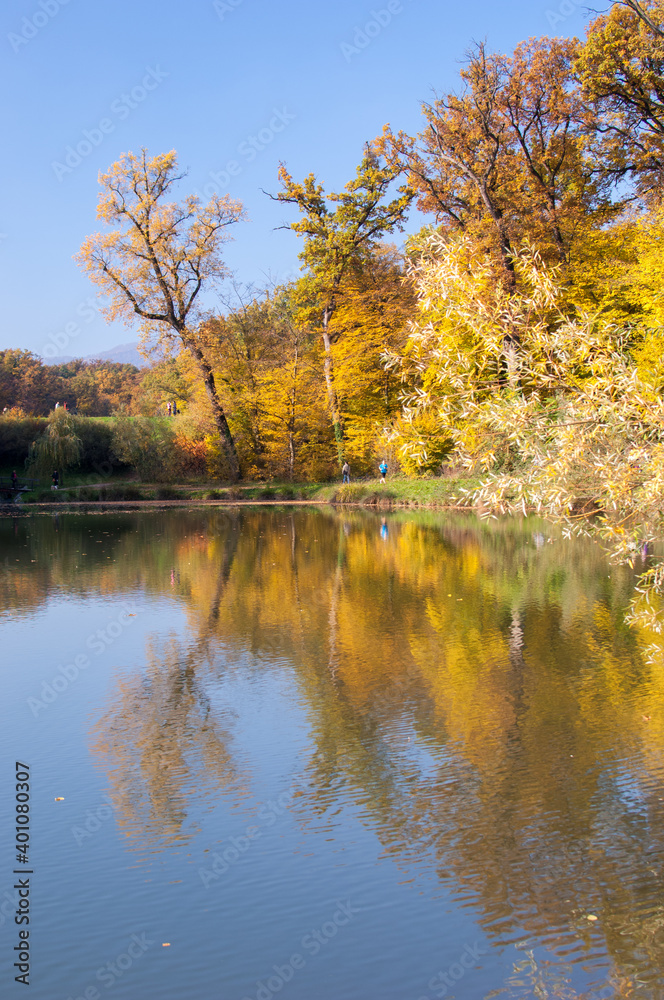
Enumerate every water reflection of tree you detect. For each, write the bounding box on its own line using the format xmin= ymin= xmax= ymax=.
xmin=30 ymin=506 xmax=664 ymax=992
xmin=89 ymin=514 xmax=244 ymax=847
xmin=189 ymin=509 xmax=664 ymax=995
xmin=281 ymin=517 xmax=664 ymax=996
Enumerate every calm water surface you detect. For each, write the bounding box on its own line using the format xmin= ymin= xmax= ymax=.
xmin=1 ymin=507 xmax=664 ymax=1000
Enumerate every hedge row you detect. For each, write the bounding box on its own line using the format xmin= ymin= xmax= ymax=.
xmin=0 ymin=416 xmax=126 ymax=473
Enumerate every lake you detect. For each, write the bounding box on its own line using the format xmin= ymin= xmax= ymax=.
xmin=1 ymin=506 xmax=664 ymax=1000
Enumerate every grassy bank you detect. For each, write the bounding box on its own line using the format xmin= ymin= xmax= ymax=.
xmin=13 ymin=475 xmax=481 ymax=509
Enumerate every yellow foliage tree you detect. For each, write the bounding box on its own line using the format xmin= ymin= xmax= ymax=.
xmin=76 ymin=149 xmax=245 ymax=479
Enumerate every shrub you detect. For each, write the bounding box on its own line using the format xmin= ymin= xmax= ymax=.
xmin=76 ymin=419 xmax=126 ymax=473
xmin=100 ymin=485 xmax=142 ymax=501
xmin=155 ymin=486 xmax=179 ymax=500
xmin=0 ymin=416 xmax=47 ymax=467
xmin=111 ymin=415 xmax=176 ymax=481
xmin=77 ymin=487 xmax=100 ymax=502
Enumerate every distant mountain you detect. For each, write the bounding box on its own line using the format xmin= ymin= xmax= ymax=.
xmin=43 ymin=342 xmax=147 ymax=368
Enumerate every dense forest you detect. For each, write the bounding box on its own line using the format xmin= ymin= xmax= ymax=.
xmin=0 ymin=351 xmax=141 ymax=416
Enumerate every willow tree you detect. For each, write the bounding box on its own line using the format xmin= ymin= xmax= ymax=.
xmin=29 ymin=408 xmax=82 ymax=483
xmin=76 ymin=149 xmax=245 ymax=480
xmin=272 ymin=148 xmax=412 ymax=463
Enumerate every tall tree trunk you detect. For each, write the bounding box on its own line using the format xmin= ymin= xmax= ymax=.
xmin=288 ymin=432 xmax=295 ymax=480
xmin=322 ymin=305 xmax=344 ymax=465
xmin=481 ymin=200 xmax=520 ymax=388
xmin=288 ymin=343 xmax=299 ymax=480
xmin=183 ymin=337 xmax=241 ymax=481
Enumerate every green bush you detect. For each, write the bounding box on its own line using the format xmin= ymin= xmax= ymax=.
xmin=155 ymin=486 xmax=178 ymax=500
xmin=111 ymin=415 xmax=177 ymax=481
xmin=0 ymin=416 xmax=47 ymax=467
xmin=76 ymin=419 xmax=126 ymax=473
xmin=0 ymin=414 xmax=128 ymax=477
xmin=96 ymin=485 xmax=143 ymax=502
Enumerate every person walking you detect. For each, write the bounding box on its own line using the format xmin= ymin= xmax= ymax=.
xmin=11 ymin=470 xmax=18 ymax=490
xmin=379 ymin=460 xmax=388 ymax=484
xmin=342 ymin=461 xmax=351 ymax=484
xmin=51 ymin=470 xmax=59 ymax=490
xmin=167 ymin=402 xmax=172 ymax=417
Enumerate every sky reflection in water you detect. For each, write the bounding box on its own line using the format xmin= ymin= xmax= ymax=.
xmin=1 ymin=507 xmax=663 ymax=1000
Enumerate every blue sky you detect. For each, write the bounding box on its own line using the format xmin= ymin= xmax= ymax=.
xmin=0 ymin=0 xmax=594 ymax=359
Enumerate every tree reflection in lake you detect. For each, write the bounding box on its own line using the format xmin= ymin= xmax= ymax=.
xmin=4 ymin=507 xmax=664 ymax=996
xmin=89 ymin=515 xmax=245 ymax=846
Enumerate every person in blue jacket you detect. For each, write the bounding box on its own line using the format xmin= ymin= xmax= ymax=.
xmin=379 ymin=460 xmax=388 ymax=483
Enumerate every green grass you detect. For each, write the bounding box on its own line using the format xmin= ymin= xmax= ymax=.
xmin=307 ymin=475 xmax=481 ymax=508
xmin=15 ymin=474 xmax=482 ymax=509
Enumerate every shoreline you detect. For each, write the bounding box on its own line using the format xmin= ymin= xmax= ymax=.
xmin=1 ymin=475 xmax=482 ymax=511
xmin=0 ymin=497 xmax=477 ymax=516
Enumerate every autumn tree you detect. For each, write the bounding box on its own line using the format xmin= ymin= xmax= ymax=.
xmin=200 ymin=289 xmax=278 ymax=471
xmin=501 ymin=38 xmax=610 ymax=263
xmin=254 ymin=288 xmax=323 ymax=480
xmin=577 ymin=0 xmax=664 ymax=200
xmin=614 ymin=0 xmax=664 ymax=38
xmin=323 ymin=245 xmax=415 ymax=472
xmin=0 ymin=350 xmax=59 ymax=415
xmin=76 ymin=149 xmax=245 ymax=480
xmin=382 ymin=38 xmax=603 ymax=279
xmin=201 ymin=284 xmax=329 ymax=480
xmin=272 ymin=148 xmax=413 ymax=463
xmin=133 ymin=356 xmax=191 ymax=416
xmin=383 ymin=43 xmax=520 ymax=292
xmin=51 ymin=359 xmax=141 ymax=415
